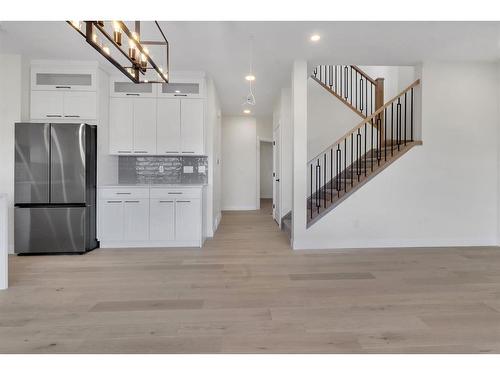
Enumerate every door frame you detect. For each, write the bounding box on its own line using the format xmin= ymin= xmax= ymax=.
xmin=256 ymin=137 xmax=273 ymax=210
xmin=272 ymin=124 xmax=282 ymax=226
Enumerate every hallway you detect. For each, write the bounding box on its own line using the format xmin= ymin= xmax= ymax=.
xmin=2 ymin=204 xmax=500 ymax=353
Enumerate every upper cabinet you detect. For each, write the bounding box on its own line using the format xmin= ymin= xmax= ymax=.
xmin=180 ymin=99 xmax=204 ymax=155
xmin=158 ymin=78 xmax=206 ymax=98
xmin=110 ymin=78 xmax=156 ymax=98
xmin=31 ymin=67 xmax=96 ymax=91
xmin=30 ymin=64 xmax=98 ymax=121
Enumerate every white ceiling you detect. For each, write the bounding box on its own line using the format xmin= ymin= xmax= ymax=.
xmin=1 ymin=21 xmax=500 ymax=116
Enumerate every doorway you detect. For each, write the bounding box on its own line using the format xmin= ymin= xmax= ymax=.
xmin=259 ymin=140 xmax=273 ymax=215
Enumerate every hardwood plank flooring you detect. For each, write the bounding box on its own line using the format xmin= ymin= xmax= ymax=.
xmin=1 ymin=199 xmax=500 ymax=353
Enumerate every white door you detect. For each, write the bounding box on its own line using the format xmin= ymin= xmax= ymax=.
xmin=30 ymin=91 xmax=64 ymax=119
xmin=99 ymin=200 xmax=124 ymax=240
xmin=149 ymin=199 xmax=175 ymax=241
xmin=133 ymin=98 xmax=157 ymax=154
xmin=175 ymin=199 xmax=200 ymax=242
xmin=123 ymin=199 xmax=149 ymax=241
xmin=63 ymin=91 xmax=97 ymax=120
xmin=180 ymin=99 xmax=204 ymax=155
xmin=157 ymin=98 xmax=181 ymax=154
xmin=109 ymin=97 xmax=133 ymax=154
xmin=273 ymin=125 xmax=281 ymax=224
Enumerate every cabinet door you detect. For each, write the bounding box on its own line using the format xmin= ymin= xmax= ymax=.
xmin=32 ymin=69 xmax=96 ymax=91
xmin=149 ymin=199 xmax=175 ymax=241
xmin=109 ymin=97 xmax=133 ymax=154
xmin=180 ymin=99 xmax=204 ymax=155
xmin=99 ymin=200 xmax=124 ymax=240
xmin=30 ymin=91 xmax=64 ymax=119
xmin=175 ymin=199 xmax=201 ymax=242
xmin=133 ymin=98 xmax=157 ymax=154
xmin=157 ymin=99 xmax=181 ymax=154
xmin=123 ymin=199 xmax=149 ymax=241
xmin=63 ymin=91 xmax=97 ymax=120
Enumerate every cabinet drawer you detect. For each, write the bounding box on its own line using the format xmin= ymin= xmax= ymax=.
xmin=150 ymin=188 xmax=202 ymax=199
xmin=99 ymin=187 xmax=149 ymax=199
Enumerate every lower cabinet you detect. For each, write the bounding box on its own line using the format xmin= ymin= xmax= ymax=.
xmin=98 ymin=186 xmax=203 ymax=248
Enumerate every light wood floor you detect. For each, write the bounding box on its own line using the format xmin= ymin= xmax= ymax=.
xmin=2 ymin=199 xmax=500 ymax=353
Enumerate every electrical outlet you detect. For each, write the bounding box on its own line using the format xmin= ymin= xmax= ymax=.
xmin=198 ymin=166 xmax=206 ymax=173
xmin=159 ymin=165 xmax=164 ymax=173
xmin=183 ymin=166 xmax=194 ymax=174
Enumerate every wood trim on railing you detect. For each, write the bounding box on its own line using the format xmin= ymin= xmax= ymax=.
xmin=309 ymin=79 xmax=421 ymax=163
xmin=351 ymin=65 xmax=378 ymax=85
xmin=310 ymin=75 xmax=367 ymax=119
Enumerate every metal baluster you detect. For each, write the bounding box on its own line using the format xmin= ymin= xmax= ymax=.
xmin=410 ymin=88 xmax=414 ymax=142
xmin=330 ymin=149 xmax=333 ymax=202
xmin=364 ymin=123 xmax=367 ymax=176
xmin=340 ymin=65 xmax=343 ymax=98
xmin=370 ymin=118 xmax=374 ymax=171
xmin=335 ymin=65 xmax=338 ymax=95
xmin=397 ymin=98 xmax=402 ymax=151
xmin=377 ymin=117 xmax=382 ymax=165
xmin=365 ymin=78 xmax=368 ymax=116
xmin=323 ymin=154 xmax=327 ymax=208
xmin=313 ymin=67 xmax=317 ymax=78
xmin=310 ymin=164 xmax=313 ymax=218
xmin=336 ymin=145 xmax=341 ymax=197
xmin=355 ymin=72 xmax=358 ymax=110
xmin=384 ymin=108 xmax=387 ymax=161
xmin=391 ymin=103 xmax=394 ymax=156
xmin=404 ymin=92 xmax=407 ymax=146
xmin=344 ymin=138 xmax=347 ymax=192
xmin=328 ymin=65 xmax=333 ymax=88
xmin=350 ymin=67 xmax=353 ymax=105
xmin=359 ymin=78 xmax=363 ymax=112
xmin=357 ymin=130 xmax=361 ymax=181
xmin=316 ymin=160 xmax=320 ymax=214
xmin=350 ymin=133 xmax=354 ymax=187
xmin=344 ymin=66 xmax=348 ymax=99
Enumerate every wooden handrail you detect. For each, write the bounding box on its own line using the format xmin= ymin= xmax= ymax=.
xmin=309 ymin=79 xmax=421 ymax=163
xmin=351 ymin=65 xmax=378 ymax=85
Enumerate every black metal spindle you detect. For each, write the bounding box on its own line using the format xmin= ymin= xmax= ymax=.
xmin=410 ymin=88 xmax=414 ymax=141
xmin=390 ymin=103 xmax=394 ymax=156
xmin=355 ymin=72 xmax=358 ymax=110
xmin=404 ymin=92 xmax=407 ymax=146
xmin=350 ymin=133 xmax=354 ymax=187
xmin=336 ymin=145 xmax=341 ymax=197
xmin=356 ymin=130 xmax=361 ymax=181
xmin=328 ymin=65 xmax=333 ymax=88
xmin=364 ymin=123 xmax=367 ymax=176
xmin=359 ymin=78 xmax=363 ymax=112
xmin=384 ymin=107 xmax=387 ymax=161
xmin=370 ymin=118 xmax=374 ymax=171
xmin=344 ymin=138 xmax=347 ymax=192
xmin=397 ymin=98 xmax=402 ymax=151
xmin=365 ymin=78 xmax=368 ymax=116
xmin=323 ymin=154 xmax=327 ymax=208
xmin=350 ymin=67 xmax=353 ymax=105
xmin=344 ymin=66 xmax=348 ymax=99
xmin=330 ymin=149 xmax=333 ymax=202
xmin=335 ymin=65 xmax=338 ymax=95
xmin=310 ymin=164 xmax=313 ymax=218
xmin=316 ymin=160 xmax=320 ymax=213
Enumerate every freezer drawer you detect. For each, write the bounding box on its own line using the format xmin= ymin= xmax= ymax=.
xmin=15 ymin=206 xmax=89 ymax=254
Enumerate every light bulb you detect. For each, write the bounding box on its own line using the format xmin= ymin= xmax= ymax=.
xmin=132 ymin=31 xmax=139 ymax=41
xmin=113 ymin=21 xmax=121 ymax=32
xmin=243 ymin=109 xmax=251 ymax=114
xmin=103 ymin=46 xmax=110 ymax=55
xmin=245 ymin=74 xmax=255 ymax=81
xmin=112 ymin=21 xmax=122 ymax=46
xmin=310 ymin=34 xmax=321 ymax=42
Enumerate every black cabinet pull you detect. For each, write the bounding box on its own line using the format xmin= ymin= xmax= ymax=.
xmin=126 ymin=93 xmax=140 ymax=96
xmin=55 ymin=86 xmax=71 ymax=89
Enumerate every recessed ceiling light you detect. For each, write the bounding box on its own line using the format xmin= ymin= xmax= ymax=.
xmin=310 ymin=34 xmax=321 ymax=42
xmin=245 ymin=74 xmax=256 ymax=81
xmin=243 ymin=109 xmax=251 ymax=114
xmin=175 ymin=90 xmax=180 ymax=93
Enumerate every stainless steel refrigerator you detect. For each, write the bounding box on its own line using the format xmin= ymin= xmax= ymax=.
xmin=14 ymin=123 xmax=98 ymax=254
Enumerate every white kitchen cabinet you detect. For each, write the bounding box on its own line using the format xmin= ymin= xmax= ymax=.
xmin=99 ymin=200 xmax=124 ymax=241
xmin=149 ymin=199 xmax=175 ymax=241
xmin=31 ymin=91 xmax=64 ymax=119
xmin=132 ymin=98 xmax=157 ymax=154
xmin=157 ymin=78 xmax=206 ymax=98
xmin=31 ymin=67 xmax=96 ymax=91
xmin=110 ymin=78 xmax=156 ymax=98
xmin=180 ymin=99 xmax=204 ymax=155
xmin=175 ymin=199 xmax=201 ymax=242
xmin=109 ymin=97 xmax=134 ymax=154
xmin=156 ymin=99 xmax=181 ymax=154
xmin=31 ymin=90 xmax=97 ymax=120
xmin=123 ymin=199 xmax=150 ymax=241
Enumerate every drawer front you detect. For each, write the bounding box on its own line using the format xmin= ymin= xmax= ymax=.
xmin=99 ymin=187 xmax=149 ymax=199
xmin=150 ymin=188 xmax=202 ymax=199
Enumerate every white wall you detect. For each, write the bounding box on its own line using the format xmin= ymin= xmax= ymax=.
xmin=256 ymin=116 xmax=273 ymax=140
xmin=206 ymin=76 xmax=222 ymax=234
xmin=0 ymin=54 xmax=22 ymax=253
xmin=358 ymin=66 xmax=416 ymax=100
xmin=294 ymin=62 xmax=499 ymax=249
xmin=278 ymin=88 xmax=293 ymax=217
xmin=260 ymin=141 xmax=273 ymax=199
xmin=221 ymin=116 xmax=257 ymax=210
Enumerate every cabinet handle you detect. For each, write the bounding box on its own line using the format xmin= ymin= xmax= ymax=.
xmin=118 ymin=151 xmax=132 ymax=153
xmin=168 ymin=192 xmax=182 ymax=195
xmin=56 ymin=86 xmax=71 ymax=89
xmin=125 ymin=200 xmax=140 ymax=203
xmin=159 ymin=200 xmax=173 ymax=203
xmin=177 ymin=200 xmax=191 ymax=203
xmin=165 ymin=151 xmax=178 ymax=153
xmin=182 ymin=151 xmax=195 ymax=154
xmin=134 ymin=151 xmax=148 ymax=153
xmin=116 ymin=192 xmax=131 ymax=195
xmin=106 ymin=200 xmax=122 ymax=203
xmin=126 ymin=93 xmax=140 ymax=96
xmin=46 ymin=115 xmax=62 ymax=118
xmin=174 ymin=94 xmax=187 ymax=97
xmin=64 ymin=115 xmax=80 ymax=118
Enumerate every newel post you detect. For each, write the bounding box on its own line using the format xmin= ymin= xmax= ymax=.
xmin=375 ymin=78 xmax=385 ymax=142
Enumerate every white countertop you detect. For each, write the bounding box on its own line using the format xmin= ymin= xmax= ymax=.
xmin=99 ymin=184 xmax=207 ymax=188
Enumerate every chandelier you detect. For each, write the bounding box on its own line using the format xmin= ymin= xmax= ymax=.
xmin=68 ymin=21 xmax=169 ymax=84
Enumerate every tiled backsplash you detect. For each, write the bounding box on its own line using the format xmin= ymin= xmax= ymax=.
xmin=119 ymin=156 xmax=208 ymax=184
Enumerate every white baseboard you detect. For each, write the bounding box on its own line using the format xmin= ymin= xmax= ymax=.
xmin=222 ymin=206 xmax=258 ymax=211
xmin=100 ymin=240 xmax=202 ymax=248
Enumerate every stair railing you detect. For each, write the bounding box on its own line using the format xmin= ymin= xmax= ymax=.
xmin=312 ymin=65 xmax=385 ymax=118
xmin=307 ymin=79 xmax=421 ymax=219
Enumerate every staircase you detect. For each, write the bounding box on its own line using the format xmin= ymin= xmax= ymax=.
xmin=306 ymin=65 xmax=421 ymax=228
